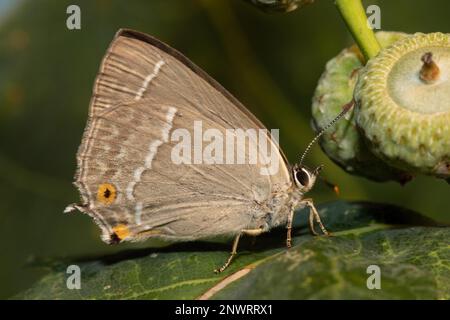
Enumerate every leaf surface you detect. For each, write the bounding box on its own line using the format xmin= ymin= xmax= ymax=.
xmin=17 ymin=201 xmax=449 ymax=299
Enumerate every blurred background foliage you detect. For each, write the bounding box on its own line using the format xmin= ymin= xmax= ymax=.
xmin=0 ymin=0 xmax=449 ymax=298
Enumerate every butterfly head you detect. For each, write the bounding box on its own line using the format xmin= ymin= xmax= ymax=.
xmin=294 ymin=101 xmax=355 ymax=194
xmin=292 ymin=164 xmax=323 ymax=193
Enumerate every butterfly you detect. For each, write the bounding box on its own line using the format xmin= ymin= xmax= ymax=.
xmin=65 ymin=29 xmax=351 ymax=272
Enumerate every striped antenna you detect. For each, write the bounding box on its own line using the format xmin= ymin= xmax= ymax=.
xmin=299 ymin=99 xmax=355 ymax=166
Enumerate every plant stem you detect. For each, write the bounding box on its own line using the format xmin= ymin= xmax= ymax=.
xmin=335 ymin=0 xmax=381 ymax=63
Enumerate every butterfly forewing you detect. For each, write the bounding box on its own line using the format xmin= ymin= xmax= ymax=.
xmin=73 ymin=29 xmax=292 ymax=243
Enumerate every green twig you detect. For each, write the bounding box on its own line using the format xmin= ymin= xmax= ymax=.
xmin=335 ymin=0 xmax=381 ymax=62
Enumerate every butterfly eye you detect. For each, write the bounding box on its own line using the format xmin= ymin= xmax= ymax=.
xmin=97 ymin=183 xmax=116 ymax=205
xmin=295 ymin=168 xmax=310 ymax=187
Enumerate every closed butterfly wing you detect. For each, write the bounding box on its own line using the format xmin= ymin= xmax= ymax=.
xmin=68 ymin=29 xmax=292 ymax=244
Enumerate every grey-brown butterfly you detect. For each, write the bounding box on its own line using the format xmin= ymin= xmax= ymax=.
xmin=65 ymin=29 xmax=352 ymax=273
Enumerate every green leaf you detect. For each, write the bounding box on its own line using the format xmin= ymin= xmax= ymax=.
xmin=17 ymin=201 xmax=449 ymax=299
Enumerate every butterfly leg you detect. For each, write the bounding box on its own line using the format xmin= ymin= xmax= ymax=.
xmin=214 ymin=228 xmax=264 ymax=273
xmin=300 ymin=198 xmax=330 ymax=236
xmin=286 ymin=208 xmax=295 ymax=248
xmin=308 ymin=209 xmax=320 ymax=236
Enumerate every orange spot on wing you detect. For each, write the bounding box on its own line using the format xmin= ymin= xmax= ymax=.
xmin=112 ymin=224 xmax=130 ymax=241
xmin=97 ymin=183 xmax=116 ymax=205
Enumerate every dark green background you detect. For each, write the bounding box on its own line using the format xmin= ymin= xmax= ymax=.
xmin=0 ymin=0 xmax=448 ymax=299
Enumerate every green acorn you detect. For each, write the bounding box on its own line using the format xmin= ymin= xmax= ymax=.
xmin=312 ymin=31 xmax=413 ymax=183
xmin=355 ymin=32 xmax=450 ymax=180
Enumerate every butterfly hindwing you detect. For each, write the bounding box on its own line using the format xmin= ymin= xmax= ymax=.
xmin=71 ymin=29 xmax=292 ymax=243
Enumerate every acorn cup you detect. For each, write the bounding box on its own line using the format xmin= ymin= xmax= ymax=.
xmin=312 ymin=31 xmax=412 ymax=183
xmin=312 ymin=31 xmax=450 ymax=184
xmin=355 ymin=32 xmax=450 ymax=182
